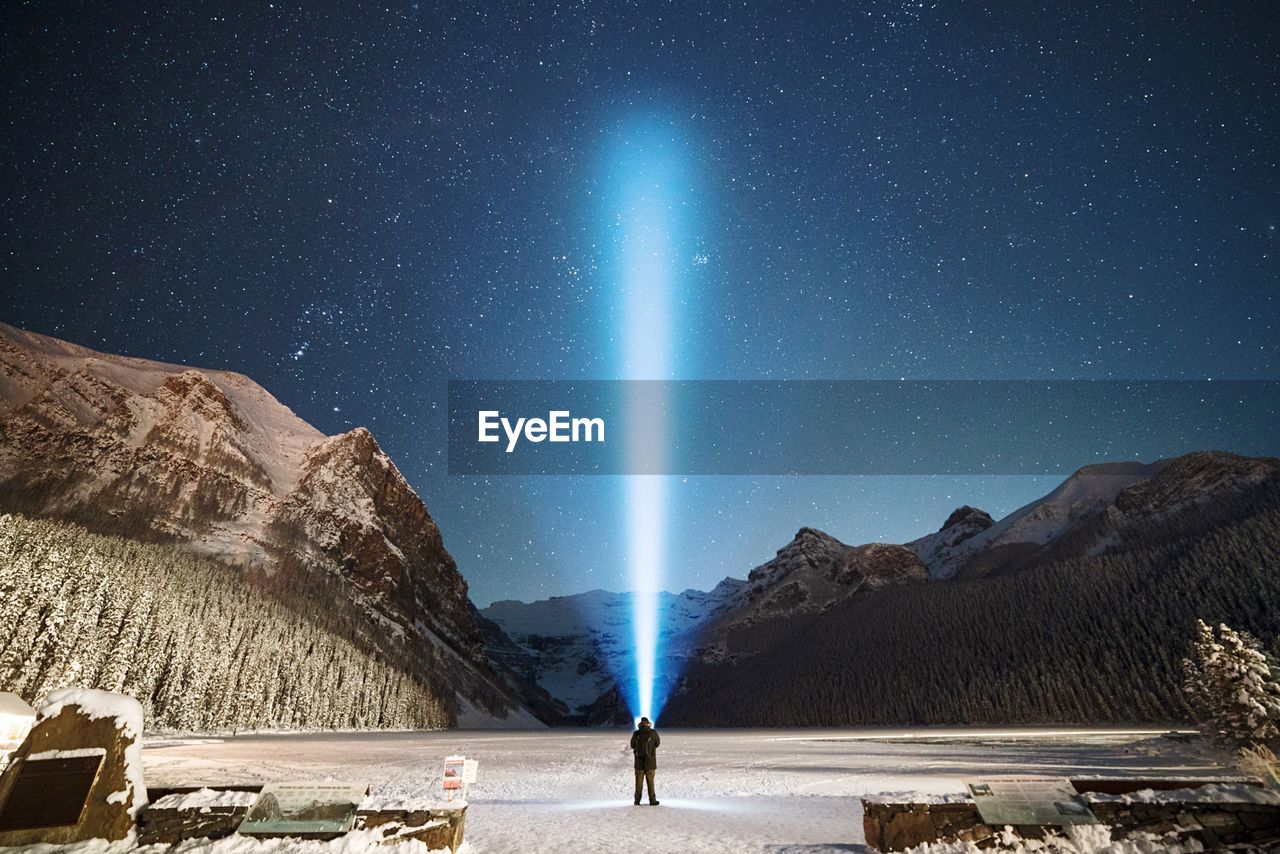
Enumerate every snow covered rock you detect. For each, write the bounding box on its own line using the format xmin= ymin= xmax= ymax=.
xmin=0 ymin=688 xmax=146 ymax=845
xmin=695 ymin=529 xmax=927 ymax=646
xmin=864 ymin=790 xmax=1280 ymax=852
xmin=0 ymin=691 xmax=35 ymax=752
xmin=905 ymin=505 xmax=994 ymax=577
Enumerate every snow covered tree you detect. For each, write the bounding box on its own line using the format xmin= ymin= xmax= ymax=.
xmin=1183 ymin=619 xmax=1280 ymax=746
xmin=0 ymin=514 xmax=450 ymax=731
xmin=1216 ymin=624 xmax=1280 ymax=744
xmin=1182 ymin=619 xmax=1222 ymax=737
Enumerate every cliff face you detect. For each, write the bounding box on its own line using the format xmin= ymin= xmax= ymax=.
xmin=269 ymin=427 xmax=485 ymax=662
xmin=0 ymin=324 xmax=318 ymax=562
xmin=0 ymin=322 xmax=530 ymax=724
xmin=738 ymin=528 xmax=927 ymax=611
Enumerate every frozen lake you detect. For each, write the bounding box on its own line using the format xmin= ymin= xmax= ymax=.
xmin=143 ymin=727 xmax=1220 ymax=853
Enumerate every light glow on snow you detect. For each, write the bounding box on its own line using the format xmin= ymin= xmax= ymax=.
xmin=612 ymin=119 xmax=684 ymax=722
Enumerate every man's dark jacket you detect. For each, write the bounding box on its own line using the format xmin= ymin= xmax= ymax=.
xmin=630 ymin=727 xmax=660 ymax=770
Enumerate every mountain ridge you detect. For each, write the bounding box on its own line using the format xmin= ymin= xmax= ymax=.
xmin=0 ymin=321 xmax=538 ymax=726
xmin=484 ymin=449 xmax=1280 ymax=724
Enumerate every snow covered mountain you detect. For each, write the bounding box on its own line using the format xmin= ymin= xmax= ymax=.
xmin=486 ymin=450 xmax=1280 ymax=722
xmin=481 ymin=580 xmax=744 ymax=722
xmin=0 ymin=322 xmax=534 ymax=726
xmin=718 ymin=529 xmax=927 ymax=619
xmin=907 ymin=453 xmax=1280 ymax=579
xmin=712 ymin=451 xmax=1279 ymax=623
xmin=661 ymin=449 xmax=1280 ymax=725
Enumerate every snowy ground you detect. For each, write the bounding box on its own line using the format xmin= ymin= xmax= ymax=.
xmin=137 ymin=727 xmax=1223 ymax=853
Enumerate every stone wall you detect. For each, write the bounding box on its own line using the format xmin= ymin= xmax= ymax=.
xmin=863 ymin=796 xmax=1280 ymax=851
xmin=138 ymin=794 xmax=467 ymax=853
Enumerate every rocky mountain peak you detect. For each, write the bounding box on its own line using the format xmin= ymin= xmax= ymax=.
xmin=747 ymin=527 xmax=841 ymax=583
xmin=1111 ymin=451 xmax=1280 ymax=517
xmin=940 ymin=505 xmax=994 ymax=532
xmin=734 ymin=527 xmax=924 ymax=621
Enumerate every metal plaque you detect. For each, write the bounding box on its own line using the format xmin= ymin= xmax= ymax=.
xmin=966 ymin=777 xmax=1097 ymax=827
xmin=238 ymin=782 xmax=366 ymax=837
xmin=0 ymin=754 xmax=103 ymax=831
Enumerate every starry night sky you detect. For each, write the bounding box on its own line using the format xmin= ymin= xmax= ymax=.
xmin=4 ymin=2 xmax=1277 ymax=605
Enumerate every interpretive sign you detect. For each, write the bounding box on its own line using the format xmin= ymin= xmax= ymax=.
xmin=435 ymin=756 xmax=478 ymax=802
xmin=238 ymin=782 xmax=367 ymax=837
xmin=442 ymin=755 xmax=465 ymax=798
xmin=0 ymin=754 xmax=103 ymax=831
xmin=965 ymin=777 xmax=1097 ymax=827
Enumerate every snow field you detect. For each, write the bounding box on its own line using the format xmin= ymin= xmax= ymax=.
xmin=135 ymin=727 xmax=1219 ymax=853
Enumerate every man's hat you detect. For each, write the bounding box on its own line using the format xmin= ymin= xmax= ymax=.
xmin=639 ymin=716 xmax=651 ymax=726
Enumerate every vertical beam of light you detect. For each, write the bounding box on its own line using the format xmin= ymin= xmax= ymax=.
xmin=614 ymin=123 xmax=681 ymax=723
xmin=626 ymin=474 xmax=664 ymax=722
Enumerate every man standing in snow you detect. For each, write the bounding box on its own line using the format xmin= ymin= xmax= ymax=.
xmin=630 ymin=716 xmax=660 ymax=805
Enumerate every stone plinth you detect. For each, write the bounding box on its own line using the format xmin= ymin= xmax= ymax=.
xmin=359 ymin=805 xmax=467 ymax=851
xmin=0 ymin=689 xmax=146 ymax=846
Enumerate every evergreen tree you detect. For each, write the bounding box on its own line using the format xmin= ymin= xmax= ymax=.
xmin=1215 ymin=624 xmax=1280 ymax=744
xmin=0 ymin=514 xmax=450 ymax=731
xmin=1183 ymin=620 xmax=1280 ymax=745
xmin=1182 ymin=619 xmax=1222 ymax=739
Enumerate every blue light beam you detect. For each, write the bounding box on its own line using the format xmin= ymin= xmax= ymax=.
xmin=611 ymin=120 xmax=686 ymax=723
